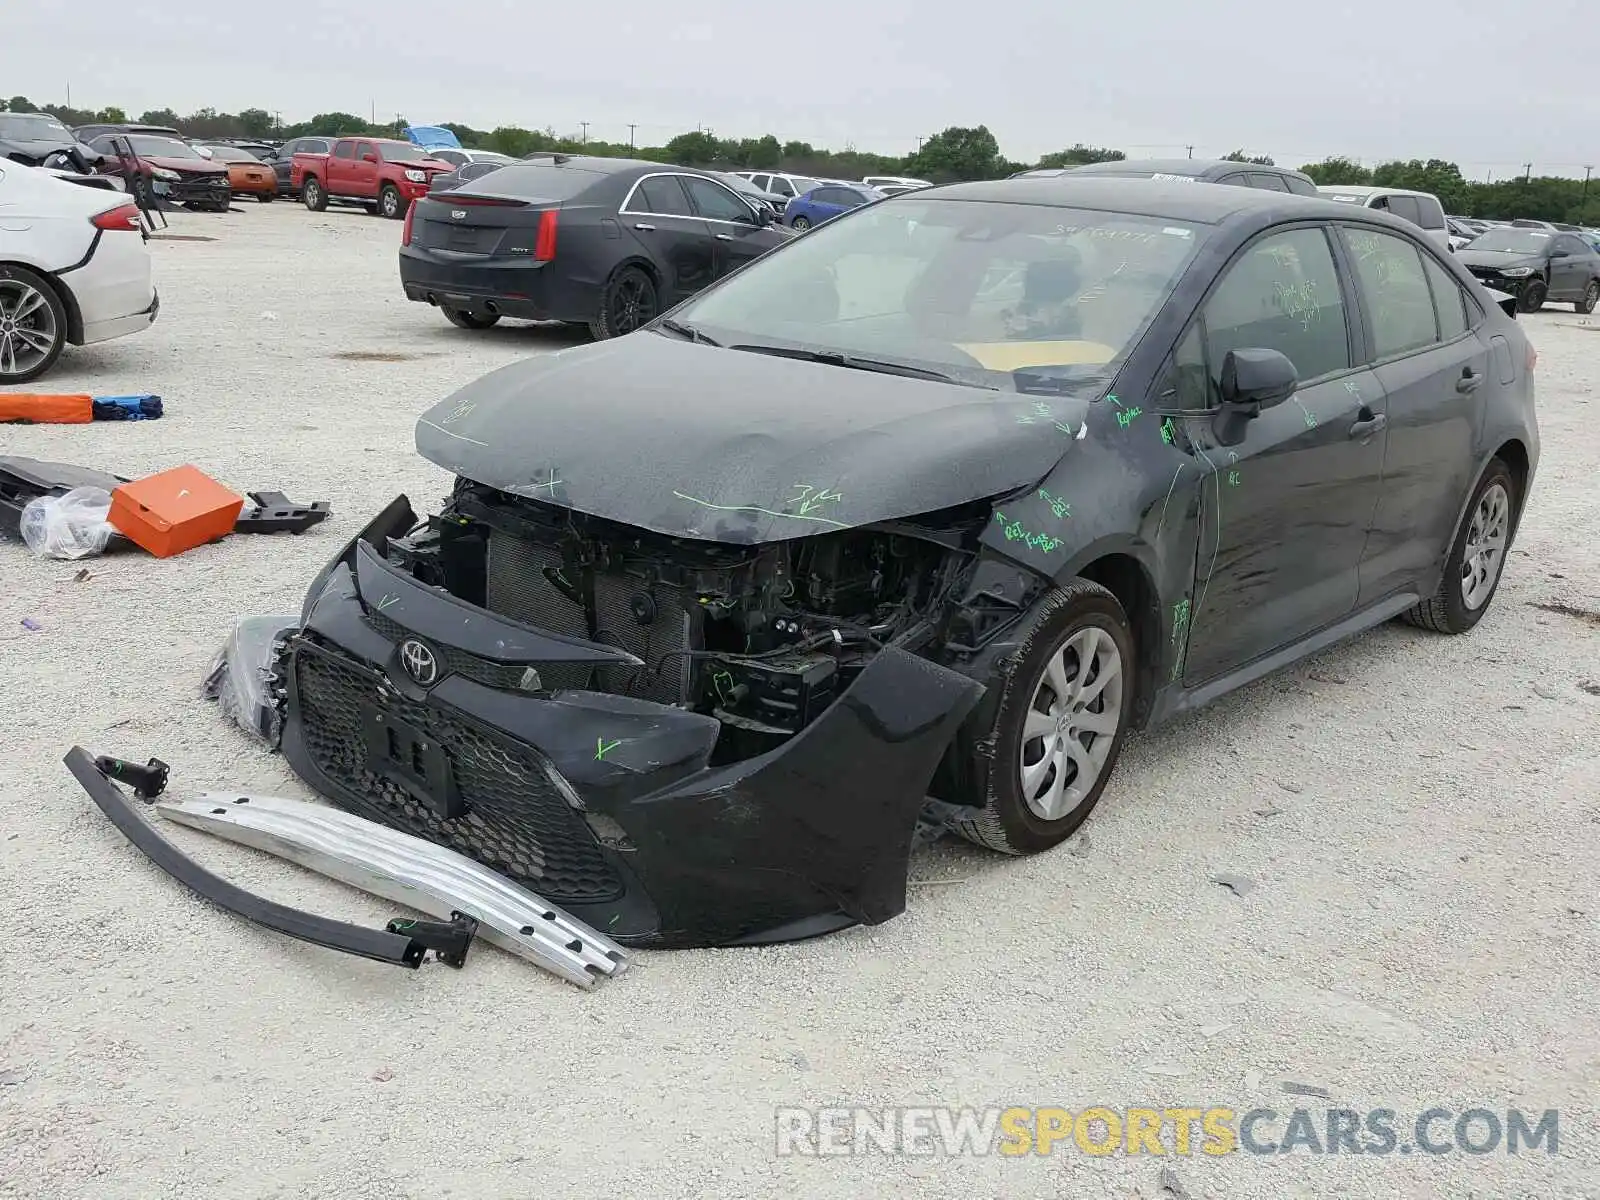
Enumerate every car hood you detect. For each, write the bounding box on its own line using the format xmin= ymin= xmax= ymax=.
xmin=1457 ymin=250 xmax=1542 ymax=270
xmin=415 ymin=333 xmax=1090 ymax=544
xmin=0 ymin=135 xmax=92 ymax=157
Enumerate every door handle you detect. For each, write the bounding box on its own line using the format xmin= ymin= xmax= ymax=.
xmin=1456 ymin=368 xmax=1482 ymax=393
xmin=633 ymin=222 xmax=655 ymax=231
xmin=715 ymin=233 xmax=732 ymax=241
xmin=1349 ymin=412 xmax=1387 ymax=440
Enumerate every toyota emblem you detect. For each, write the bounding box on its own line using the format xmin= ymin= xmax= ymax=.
xmin=451 ymin=209 xmax=467 ymax=220
xmin=399 ymin=639 xmax=439 ymax=686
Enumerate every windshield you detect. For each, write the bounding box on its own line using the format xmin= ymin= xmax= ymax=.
xmin=128 ymin=136 xmax=202 ymax=159
xmin=1467 ymin=229 xmax=1551 ymax=254
xmin=379 ymin=143 xmax=436 ymax=162
xmin=669 ymin=197 xmax=1204 ymax=391
xmin=0 ymin=112 xmax=70 ymax=139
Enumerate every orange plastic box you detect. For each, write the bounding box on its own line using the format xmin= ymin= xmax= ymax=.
xmin=108 ymin=465 xmax=244 ymax=558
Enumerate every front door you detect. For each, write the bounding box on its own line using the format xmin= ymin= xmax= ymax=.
xmin=620 ymin=174 xmax=716 ymax=303
xmin=679 ymin=175 xmax=779 ymax=278
xmin=1547 ymin=235 xmax=1590 ymax=300
xmin=1177 ymin=224 xmax=1390 ymax=684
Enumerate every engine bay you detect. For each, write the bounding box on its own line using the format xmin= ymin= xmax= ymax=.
xmin=382 ymin=481 xmax=989 ymax=760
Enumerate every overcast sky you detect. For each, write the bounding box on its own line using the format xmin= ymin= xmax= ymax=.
xmin=5 ymin=0 xmax=1596 ymax=178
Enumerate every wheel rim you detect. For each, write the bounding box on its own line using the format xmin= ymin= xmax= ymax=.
xmin=1525 ymin=283 xmax=1544 ymax=307
xmin=1587 ymin=283 xmax=1598 ymax=310
xmin=382 ymin=190 xmax=397 ymax=215
xmin=1460 ymin=482 xmax=1510 ymax=610
xmin=1018 ymin=626 xmax=1124 ymax=821
xmin=0 ymin=279 xmax=58 ymax=378
xmin=610 ymin=274 xmax=656 ymax=334
xmin=794 ymin=217 xmax=809 ymax=229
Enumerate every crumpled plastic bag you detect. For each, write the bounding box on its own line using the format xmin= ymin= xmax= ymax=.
xmin=19 ymin=486 xmax=117 ymax=560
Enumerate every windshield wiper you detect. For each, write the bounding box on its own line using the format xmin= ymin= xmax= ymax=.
xmin=658 ymin=318 xmax=721 ymax=346
xmin=728 ymin=343 xmax=968 ymax=384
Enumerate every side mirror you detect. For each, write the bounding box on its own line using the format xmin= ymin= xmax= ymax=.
xmin=1214 ymin=348 xmax=1298 ymax=446
xmin=1549 ymin=247 xmax=1570 ymax=258
xmin=362 ymin=152 xmax=379 ymax=163
xmin=755 ymin=205 xmax=774 ymax=226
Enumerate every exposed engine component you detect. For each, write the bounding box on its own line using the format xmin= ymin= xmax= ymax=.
xmin=382 ymin=482 xmax=980 ymax=753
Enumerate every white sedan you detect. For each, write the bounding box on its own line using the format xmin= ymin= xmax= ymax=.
xmin=0 ymin=161 xmax=158 ymax=383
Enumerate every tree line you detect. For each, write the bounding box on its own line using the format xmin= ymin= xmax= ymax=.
xmin=5 ymin=95 xmax=1595 ymax=223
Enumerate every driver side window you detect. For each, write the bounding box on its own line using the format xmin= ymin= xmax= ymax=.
xmin=1200 ymin=226 xmax=1350 ymax=400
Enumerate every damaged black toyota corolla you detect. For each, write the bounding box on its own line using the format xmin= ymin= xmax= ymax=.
xmin=228 ymin=177 xmax=1539 ymax=949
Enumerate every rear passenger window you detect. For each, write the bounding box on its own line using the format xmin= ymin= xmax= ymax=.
xmin=1417 ymin=195 xmax=1446 ymax=231
xmin=1202 ymin=226 xmax=1351 ymax=390
xmin=1345 ymin=228 xmax=1439 ymax=358
xmin=1385 ymin=195 xmax=1424 ymax=227
xmin=333 ymin=142 xmax=354 ymax=160
xmin=1249 ymin=173 xmax=1291 ymax=192
xmin=1420 ymin=254 xmax=1468 ymax=340
xmin=633 ymin=175 xmax=693 ymax=216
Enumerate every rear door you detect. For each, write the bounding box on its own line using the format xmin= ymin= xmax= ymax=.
xmin=680 ymin=174 xmax=778 ymax=278
xmin=328 ymin=140 xmax=356 ymax=192
xmin=1175 ymin=223 xmax=1388 ymax=683
xmin=353 ymin=141 xmax=380 ymax=196
xmin=618 ymin=173 xmax=715 ymax=302
xmin=1342 ymin=226 xmax=1485 ymax=602
xmin=1548 ymin=234 xmax=1591 ymax=299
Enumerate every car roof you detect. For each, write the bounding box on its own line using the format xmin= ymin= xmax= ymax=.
xmin=1064 ymin=158 xmax=1311 ymax=181
xmin=1316 ymin=184 xmax=1437 ymax=199
xmin=927 ymin=175 xmax=1381 ymax=226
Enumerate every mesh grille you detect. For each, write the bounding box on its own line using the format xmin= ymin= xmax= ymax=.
xmin=364 ymin=610 xmax=536 ymax=693
xmin=486 ymin=532 xmax=593 ymax=691
xmin=292 ymin=643 xmax=623 ymax=904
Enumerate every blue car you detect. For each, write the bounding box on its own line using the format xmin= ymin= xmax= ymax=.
xmin=784 ymin=182 xmax=885 ymax=230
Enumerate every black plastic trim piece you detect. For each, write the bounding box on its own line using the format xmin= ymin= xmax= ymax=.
xmin=57 ymin=229 xmax=103 ymax=275
xmin=64 ymin=746 xmax=439 ymax=969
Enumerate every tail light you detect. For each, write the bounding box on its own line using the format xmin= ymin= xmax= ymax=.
xmin=534 ymin=209 xmax=558 ymax=261
xmin=401 ymin=199 xmax=416 ymax=247
xmin=91 ymin=204 xmax=142 ymax=232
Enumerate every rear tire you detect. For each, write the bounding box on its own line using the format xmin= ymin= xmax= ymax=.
xmin=1400 ymin=458 xmax=1517 ymax=634
xmin=441 ymin=307 xmax=500 ymax=330
xmin=791 ymin=215 xmax=811 ymax=231
xmin=588 ymin=265 xmax=658 ymax=340
xmin=258 ymin=192 xmax=274 ymax=204
xmin=1518 ymin=279 xmax=1546 ymax=312
xmin=378 ymin=184 xmax=404 ymax=219
xmin=0 ymin=264 xmax=69 ymax=385
xmin=951 ymin=578 xmax=1135 ymax=855
xmin=302 ymin=177 xmax=327 ymax=211
xmin=1576 ymin=280 xmax=1599 ymax=314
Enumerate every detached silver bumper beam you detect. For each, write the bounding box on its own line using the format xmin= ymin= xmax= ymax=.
xmin=156 ymin=792 xmax=630 ymax=989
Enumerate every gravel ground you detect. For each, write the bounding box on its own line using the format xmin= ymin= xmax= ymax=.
xmin=1 ymin=202 xmax=1597 ymax=1199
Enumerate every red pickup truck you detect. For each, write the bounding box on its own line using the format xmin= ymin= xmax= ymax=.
xmin=290 ymin=137 xmax=454 ymax=219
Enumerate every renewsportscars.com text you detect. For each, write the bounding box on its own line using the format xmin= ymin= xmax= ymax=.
xmin=774 ymin=1105 xmax=1559 ymax=1158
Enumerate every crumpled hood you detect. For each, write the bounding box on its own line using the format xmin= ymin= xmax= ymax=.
xmin=1457 ymin=249 xmax=1541 ymax=270
xmin=415 ymin=332 xmax=1088 ymax=543
xmin=142 ymin=155 xmax=226 ymax=175
xmin=0 ymin=135 xmax=91 ymax=159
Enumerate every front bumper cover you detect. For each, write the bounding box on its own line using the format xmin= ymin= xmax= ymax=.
xmin=254 ymin=495 xmax=985 ymax=949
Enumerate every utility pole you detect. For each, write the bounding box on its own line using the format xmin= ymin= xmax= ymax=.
xmin=579 ymin=121 xmax=589 ymax=144
xmin=1523 ymin=162 xmax=1532 ymax=183
xmin=273 ymin=110 xmax=282 ymax=133
xmin=370 ymin=99 xmax=376 ymax=124
xmin=1584 ymin=165 xmax=1594 ymax=202
xmin=1186 ymin=144 xmax=1194 ymax=158
xmin=65 ymin=82 xmax=71 ymax=108
xmin=627 ymin=123 xmax=636 ymax=148
xmin=916 ymin=135 xmax=924 ymax=151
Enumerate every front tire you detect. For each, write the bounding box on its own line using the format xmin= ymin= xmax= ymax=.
xmin=1576 ymin=280 xmax=1599 ymax=314
xmin=378 ymin=184 xmax=404 ymax=219
xmin=1518 ymin=279 xmax=1546 ymax=312
xmin=952 ymin=578 xmax=1135 ymax=855
xmin=302 ymin=177 xmax=327 ymax=211
xmin=1401 ymin=459 xmax=1517 ymax=634
xmin=791 ymin=215 xmax=811 ymax=231
xmin=0 ymin=265 xmax=69 ymax=384
xmin=588 ymin=265 xmax=658 ymax=339
xmin=258 ymin=191 xmax=275 ymax=204
xmin=441 ymin=307 xmax=500 ymax=330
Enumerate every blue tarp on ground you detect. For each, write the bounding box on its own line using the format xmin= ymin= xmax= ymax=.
xmin=404 ymin=125 xmax=462 ymax=150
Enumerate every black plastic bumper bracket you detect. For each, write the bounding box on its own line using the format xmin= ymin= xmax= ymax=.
xmin=64 ymin=746 xmax=468 ymax=970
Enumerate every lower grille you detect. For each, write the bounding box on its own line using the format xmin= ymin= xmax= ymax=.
xmin=484 ymin=528 xmax=694 ymax=703
xmin=292 ymin=643 xmax=623 ymax=904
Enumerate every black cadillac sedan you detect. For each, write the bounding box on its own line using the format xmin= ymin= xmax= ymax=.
xmin=241 ymin=177 xmax=1538 ymax=949
xmin=398 ymin=154 xmax=790 ymax=337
